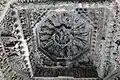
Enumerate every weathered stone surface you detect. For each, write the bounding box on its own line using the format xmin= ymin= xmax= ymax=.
xmin=0 ymin=0 xmax=120 ymax=80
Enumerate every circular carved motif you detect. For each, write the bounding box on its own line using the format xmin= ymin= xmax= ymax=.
xmin=35 ymin=11 xmax=92 ymax=61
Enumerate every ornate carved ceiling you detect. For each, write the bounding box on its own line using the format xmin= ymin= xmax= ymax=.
xmin=0 ymin=0 xmax=120 ymax=80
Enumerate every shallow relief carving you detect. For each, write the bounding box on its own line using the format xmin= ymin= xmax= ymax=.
xmin=28 ymin=5 xmax=105 ymax=78
xmin=35 ymin=10 xmax=91 ymax=62
xmin=0 ymin=0 xmax=120 ymax=80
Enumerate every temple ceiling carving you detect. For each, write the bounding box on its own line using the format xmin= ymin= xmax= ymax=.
xmin=0 ymin=0 xmax=120 ymax=80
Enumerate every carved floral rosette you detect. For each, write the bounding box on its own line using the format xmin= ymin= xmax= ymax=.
xmin=0 ymin=0 xmax=120 ymax=80
xmin=28 ymin=5 xmax=106 ymax=77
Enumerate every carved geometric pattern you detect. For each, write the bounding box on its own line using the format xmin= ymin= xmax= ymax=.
xmin=35 ymin=10 xmax=92 ymax=62
xmin=27 ymin=7 xmax=105 ymax=78
xmin=0 ymin=0 xmax=120 ymax=80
